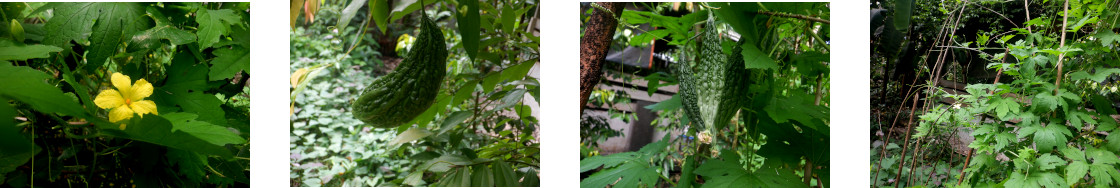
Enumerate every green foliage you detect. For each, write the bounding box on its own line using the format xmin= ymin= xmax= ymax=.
xmin=290 ymin=0 xmax=539 ymax=186
xmin=0 ymin=2 xmax=250 ymax=186
xmin=872 ymin=0 xmax=1120 ymax=187
xmin=581 ymin=2 xmax=829 ymax=187
xmin=694 ymin=150 xmax=806 ymax=188
xmin=580 ymin=135 xmax=669 ymax=188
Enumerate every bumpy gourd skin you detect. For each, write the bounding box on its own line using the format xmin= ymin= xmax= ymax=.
xmin=677 ymin=20 xmax=749 ymax=131
xmin=351 ymin=13 xmax=447 ymax=128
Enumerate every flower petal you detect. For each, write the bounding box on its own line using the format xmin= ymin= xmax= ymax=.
xmin=129 ymin=100 xmax=158 ymax=116
xmin=108 ymin=106 xmax=134 ymax=122
xmin=130 ymin=78 xmax=154 ymax=100
xmin=93 ymin=89 xmax=124 ymax=109
xmin=111 ymin=73 xmax=133 ymax=100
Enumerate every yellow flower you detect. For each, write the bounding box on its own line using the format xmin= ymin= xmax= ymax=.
xmin=93 ymin=73 xmax=158 ymax=128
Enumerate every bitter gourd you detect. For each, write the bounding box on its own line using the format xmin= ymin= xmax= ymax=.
xmin=676 ymin=20 xmax=748 ymax=131
xmin=351 ymin=12 xmax=447 ymax=128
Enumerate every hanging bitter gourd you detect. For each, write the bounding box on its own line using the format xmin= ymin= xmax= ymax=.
xmin=351 ymin=12 xmax=447 ymax=128
xmin=676 ymin=20 xmax=749 ymax=131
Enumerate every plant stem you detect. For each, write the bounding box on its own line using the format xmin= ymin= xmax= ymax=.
xmin=1053 ymin=0 xmax=1069 ymax=96
xmin=895 ymin=92 xmax=919 ymax=188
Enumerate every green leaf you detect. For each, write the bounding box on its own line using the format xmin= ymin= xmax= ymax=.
xmin=42 ymin=2 xmax=149 ymax=71
xmin=208 ymin=45 xmax=250 ymax=81
xmin=712 ymin=3 xmax=760 ymax=44
xmin=1067 ymin=15 xmax=1096 ymax=32
xmin=695 ymin=150 xmax=807 ymax=188
xmin=1069 ymin=68 xmax=1120 ymax=83
xmin=580 ymin=161 xmax=660 ymax=188
xmin=404 ymin=94 xmax=451 ymax=128
xmin=387 ymin=0 xmax=437 ymax=24
xmin=0 ymin=65 xmax=87 ymax=117
xmin=336 ymin=0 xmax=368 ymax=31
xmin=893 ymin=0 xmax=912 ymax=31
xmin=451 ymin=80 xmax=478 ymax=106
xmin=1031 ymin=92 xmax=1057 ymax=111
xmin=389 ymin=127 xmax=431 ymax=146
xmin=196 ymin=8 xmax=241 ymax=50
xmin=1067 ymin=161 xmax=1089 ymax=185
xmin=108 ymin=115 xmax=234 ymax=158
xmin=644 ymin=94 xmax=681 ymax=111
xmin=439 ymin=111 xmax=471 ymax=134
xmin=456 ymin=0 xmax=480 ymax=59
xmin=162 ymin=112 xmax=246 ymax=146
xmin=764 ymin=93 xmax=826 ymax=126
xmin=1034 ymin=124 xmax=1072 ymax=153
xmin=1006 ymin=171 xmax=1067 ymax=188
xmin=630 ymin=29 xmax=670 ymax=46
xmin=0 ymin=40 xmax=62 ymax=61
xmin=1087 ymin=148 xmax=1120 ymax=165
xmin=1095 ymin=30 xmax=1120 ymax=46
xmin=500 ymin=3 xmax=519 ymax=36
xmin=402 ymin=170 xmax=424 ymax=186
xmin=1089 ymin=163 xmax=1120 ymax=187
xmin=369 ymin=0 xmax=389 ymax=33
xmin=130 ymin=25 xmax=196 ymax=48
xmin=1035 ymin=153 xmax=1066 ymax=170
xmin=1068 ymin=110 xmax=1097 ymax=129
xmin=130 ymin=6 xmax=196 ymax=50
xmin=470 ymin=163 xmax=495 ymax=187
xmin=580 ymin=152 xmax=639 ymax=172
xmin=501 ymin=60 xmax=536 ymax=82
xmin=741 ymin=42 xmax=778 ymax=70
xmin=161 ymin=52 xmax=209 ymax=94
xmin=171 ymin=92 xmax=227 ymax=126
xmin=166 ymin=148 xmax=209 ymax=182
xmin=491 ymin=160 xmax=519 ymax=186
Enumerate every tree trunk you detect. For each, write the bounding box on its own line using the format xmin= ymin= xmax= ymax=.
xmin=579 ymin=2 xmax=624 ymax=114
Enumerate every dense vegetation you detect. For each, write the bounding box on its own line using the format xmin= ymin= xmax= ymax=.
xmin=579 ymin=2 xmax=830 ymax=187
xmin=0 ymin=2 xmax=251 ymax=187
xmin=289 ymin=0 xmax=539 ymax=186
xmin=871 ymin=0 xmax=1120 ymax=187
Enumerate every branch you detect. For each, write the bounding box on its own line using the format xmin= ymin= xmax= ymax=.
xmin=757 ymin=11 xmax=829 ymax=24
xmin=1054 ymin=0 xmax=1069 ymax=95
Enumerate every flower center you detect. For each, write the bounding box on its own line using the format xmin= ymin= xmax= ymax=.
xmin=125 ymin=98 xmax=132 ymax=105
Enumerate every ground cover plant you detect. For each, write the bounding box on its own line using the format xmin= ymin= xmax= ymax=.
xmin=289 ymin=0 xmax=540 ymax=186
xmin=578 ymin=2 xmax=830 ymax=187
xmin=0 ymin=2 xmax=251 ymax=187
xmin=871 ymin=0 xmax=1120 ymax=187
